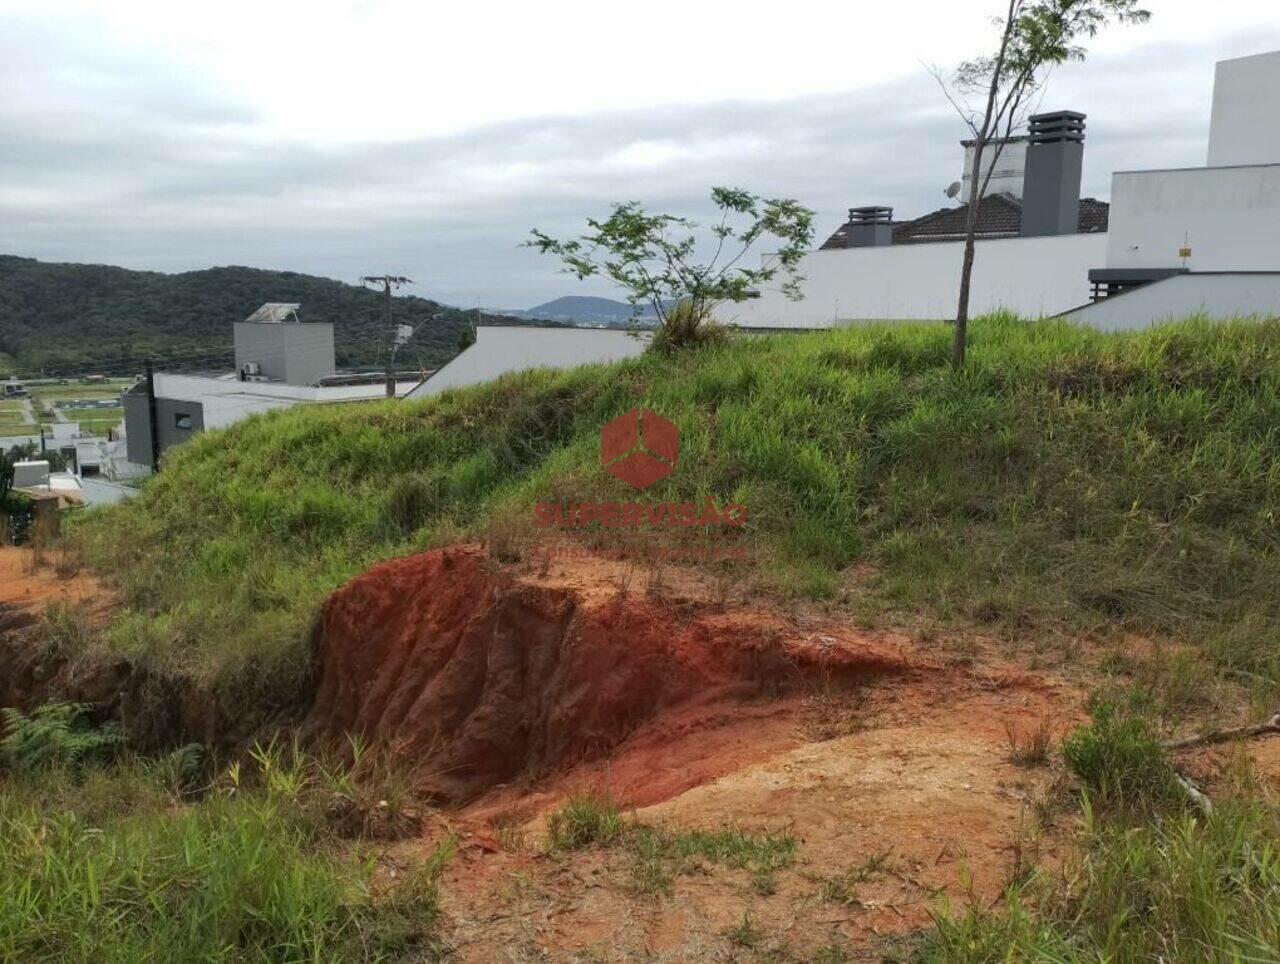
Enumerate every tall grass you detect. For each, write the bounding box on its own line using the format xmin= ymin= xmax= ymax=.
xmin=0 ymin=740 xmax=450 ymax=963
xmin=925 ymin=796 xmax=1280 ymax=962
xmin=69 ymin=315 xmax=1280 ymax=714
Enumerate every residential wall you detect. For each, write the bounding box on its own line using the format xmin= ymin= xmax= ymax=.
xmin=123 ymin=390 xmax=205 ymax=467
xmin=1104 ymin=165 xmax=1280 ymax=271
xmin=1207 ymin=50 xmax=1280 ymax=167
xmin=408 ymin=326 xmax=648 ymax=398
xmin=233 ymin=322 xmax=336 ymax=385
xmin=1061 ymin=272 xmax=1280 ymax=331
xmin=728 ymin=233 xmax=1107 ymax=328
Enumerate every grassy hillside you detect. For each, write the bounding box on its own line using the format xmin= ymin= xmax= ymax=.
xmin=72 ymin=314 xmax=1280 ymax=716
xmin=0 ymin=255 xmax=513 ymax=374
xmin=20 ymin=313 xmax=1280 ymax=960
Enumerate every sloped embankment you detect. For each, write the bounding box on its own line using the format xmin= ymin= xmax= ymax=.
xmin=306 ymin=547 xmax=925 ymax=804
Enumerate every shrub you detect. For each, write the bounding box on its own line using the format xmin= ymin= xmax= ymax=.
xmin=1062 ymin=696 xmax=1179 ymax=809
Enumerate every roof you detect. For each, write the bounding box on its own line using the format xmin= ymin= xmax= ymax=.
xmin=819 ymin=193 xmax=1109 ymax=250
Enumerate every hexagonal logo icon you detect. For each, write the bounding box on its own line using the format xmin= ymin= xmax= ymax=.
xmin=600 ymin=407 xmax=679 ymax=488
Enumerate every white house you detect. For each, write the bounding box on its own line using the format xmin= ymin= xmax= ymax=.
xmin=731 ymin=49 xmax=1280 ymax=331
xmin=406 ymin=325 xmax=647 ymax=400
xmin=1062 ymin=49 xmax=1280 ymax=329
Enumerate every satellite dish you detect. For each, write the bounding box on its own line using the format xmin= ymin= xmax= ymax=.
xmin=944 ymin=181 xmax=962 ymax=200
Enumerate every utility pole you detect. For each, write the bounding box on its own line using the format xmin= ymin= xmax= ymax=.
xmin=145 ymin=357 xmax=162 ymax=471
xmin=360 ymin=274 xmax=413 ymax=398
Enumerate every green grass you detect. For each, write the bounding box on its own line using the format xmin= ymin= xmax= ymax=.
xmin=0 ymin=734 xmax=452 ymax=963
xmin=544 ymin=793 xmax=798 ymax=898
xmin=67 ymin=314 xmax=1280 ymax=717
xmin=924 ymin=793 xmax=1280 ymax=963
xmin=1062 ymin=691 xmax=1184 ymax=812
xmin=546 ymin=791 xmax=626 ymax=850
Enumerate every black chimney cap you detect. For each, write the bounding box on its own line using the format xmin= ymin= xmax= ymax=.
xmin=1028 ymin=110 xmax=1086 ymax=144
xmin=847 ymin=205 xmax=894 ymax=224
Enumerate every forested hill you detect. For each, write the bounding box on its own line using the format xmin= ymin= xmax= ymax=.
xmin=0 ymin=255 xmax=517 ymax=375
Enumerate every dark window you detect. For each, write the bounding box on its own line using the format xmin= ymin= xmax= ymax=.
xmin=174 ymin=412 xmax=193 ymax=430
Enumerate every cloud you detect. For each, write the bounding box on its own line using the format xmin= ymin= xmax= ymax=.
xmin=1 ymin=6 xmax=1277 ymax=308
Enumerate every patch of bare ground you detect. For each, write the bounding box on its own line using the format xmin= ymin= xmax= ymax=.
xmin=306 ymin=545 xmax=1087 ymax=961
xmin=0 ymin=544 xmax=111 ymax=627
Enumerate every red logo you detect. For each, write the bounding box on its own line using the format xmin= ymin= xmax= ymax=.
xmin=600 ymin=408 xmax=679 ymax=488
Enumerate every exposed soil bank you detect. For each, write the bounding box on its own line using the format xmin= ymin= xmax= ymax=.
xmin=306 ymin=546 xmax=926 ymax=804
xmin=0 ymin=548 xmax=290 ymax=749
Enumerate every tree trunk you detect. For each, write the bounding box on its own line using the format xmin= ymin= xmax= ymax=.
xmin=953 ymin=140 xmax=985 ymax=367
xmin=954 ymin=234 xmax=977 ymax=366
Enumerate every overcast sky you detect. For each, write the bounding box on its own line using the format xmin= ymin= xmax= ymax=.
xmin=1 ymin=0 xmax=1277 ymax=310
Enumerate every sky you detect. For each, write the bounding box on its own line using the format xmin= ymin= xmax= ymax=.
xmin=1 ymin=0 xmax=1277 ymax=310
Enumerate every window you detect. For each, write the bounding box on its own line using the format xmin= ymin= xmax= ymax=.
xmin=174 ymin=412 xmax=193 ymax=430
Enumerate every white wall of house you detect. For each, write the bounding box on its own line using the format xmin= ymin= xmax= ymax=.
xmin=408 ymin=326 xmax=648 ymax=399
xmin=727 ymin=233 xmax=1106 ymax=328
xmin=1208 ymin=50 xmax=1280 ymax=167
xmin=1061 ymin=273 xmax=1280 ymax=331
xmin=149 ymin=373 xmax=417 ymax=431
xmin=1104 ymin=164 xmax=1280 ymax=271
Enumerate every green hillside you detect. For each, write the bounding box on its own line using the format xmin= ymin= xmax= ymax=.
xmin=0 ymin=255 xmax=507 ymax=374
xmin=73 ymin=314 xmax=1280 ymax=712
xmin=21 ymin=313 xmax=1280 ymax=960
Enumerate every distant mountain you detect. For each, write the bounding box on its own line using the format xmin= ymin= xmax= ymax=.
xmin=506 ymin=296 xmax=659 ymax=327
xmin=0 ymin=255 xmax=525 ymax=375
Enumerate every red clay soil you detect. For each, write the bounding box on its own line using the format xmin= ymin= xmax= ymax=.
xmin=306 ymin=546 xmax=929 ymax=805
xmin=0 ymin=546 xmax=111 ymax=623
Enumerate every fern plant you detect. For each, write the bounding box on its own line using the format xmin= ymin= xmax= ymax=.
xmin=0 ymin=702 xmax=124 ymax=771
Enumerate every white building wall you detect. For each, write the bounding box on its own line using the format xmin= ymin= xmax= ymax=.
xmin=1062 ymin=273 xmax=1280 ymax=331
xmin=728 ymin=233 xmax=1106 ymax=328
xmin=408 ymin=326 xmax=648 ymax=399
xmin=1207 ymin=50 xmax=1280 ymax=167
xmin=1104 ymin=165 xmax=1280 ymax=271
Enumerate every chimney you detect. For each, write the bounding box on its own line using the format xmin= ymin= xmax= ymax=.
xmin=844 ymin=206 xmax=894 ymax=247
xmin=1021 ymin=111 xmax=1085 ymax=237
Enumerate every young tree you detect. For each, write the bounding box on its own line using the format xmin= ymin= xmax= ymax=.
xmin=938 ymin=0 xmax=1150 ymax=366
xmin=529 ymin=188 xmax=814 ymax=351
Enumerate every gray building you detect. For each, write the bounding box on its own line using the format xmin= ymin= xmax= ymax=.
xmin=122 ymin=389 xmax=205 ymax=466
xmin=124 ymin=302 xmax=416 ymax=468
xmin=233 ymin=305 xmax=336 ymax=386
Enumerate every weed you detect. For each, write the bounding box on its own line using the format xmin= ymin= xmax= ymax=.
xmin=1062 ymin=694 xmax=1180 ymax=810
xmin=813 ymin=849 xmax=893 ymax=906
xmin=546 ymin=792 xmax=625 ymax=850
xmin=923 ymin=795 xmax=1280 ymax=962
xmin=1003 ymin=715 xmax=1055 ymax=767
xmin=0 ymin=741 xmax=454 ymax=962
xmin=624 ymin=823 xmax=797 ymax=896
xmin=726 ymin=912 xmax=764 ymax=949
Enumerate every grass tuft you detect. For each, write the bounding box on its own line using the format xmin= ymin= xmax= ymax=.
xmin=546 ymin=791 xmax=625 ymax=850
xmin=1062 ymin=694 xmax=1181 ymax=811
